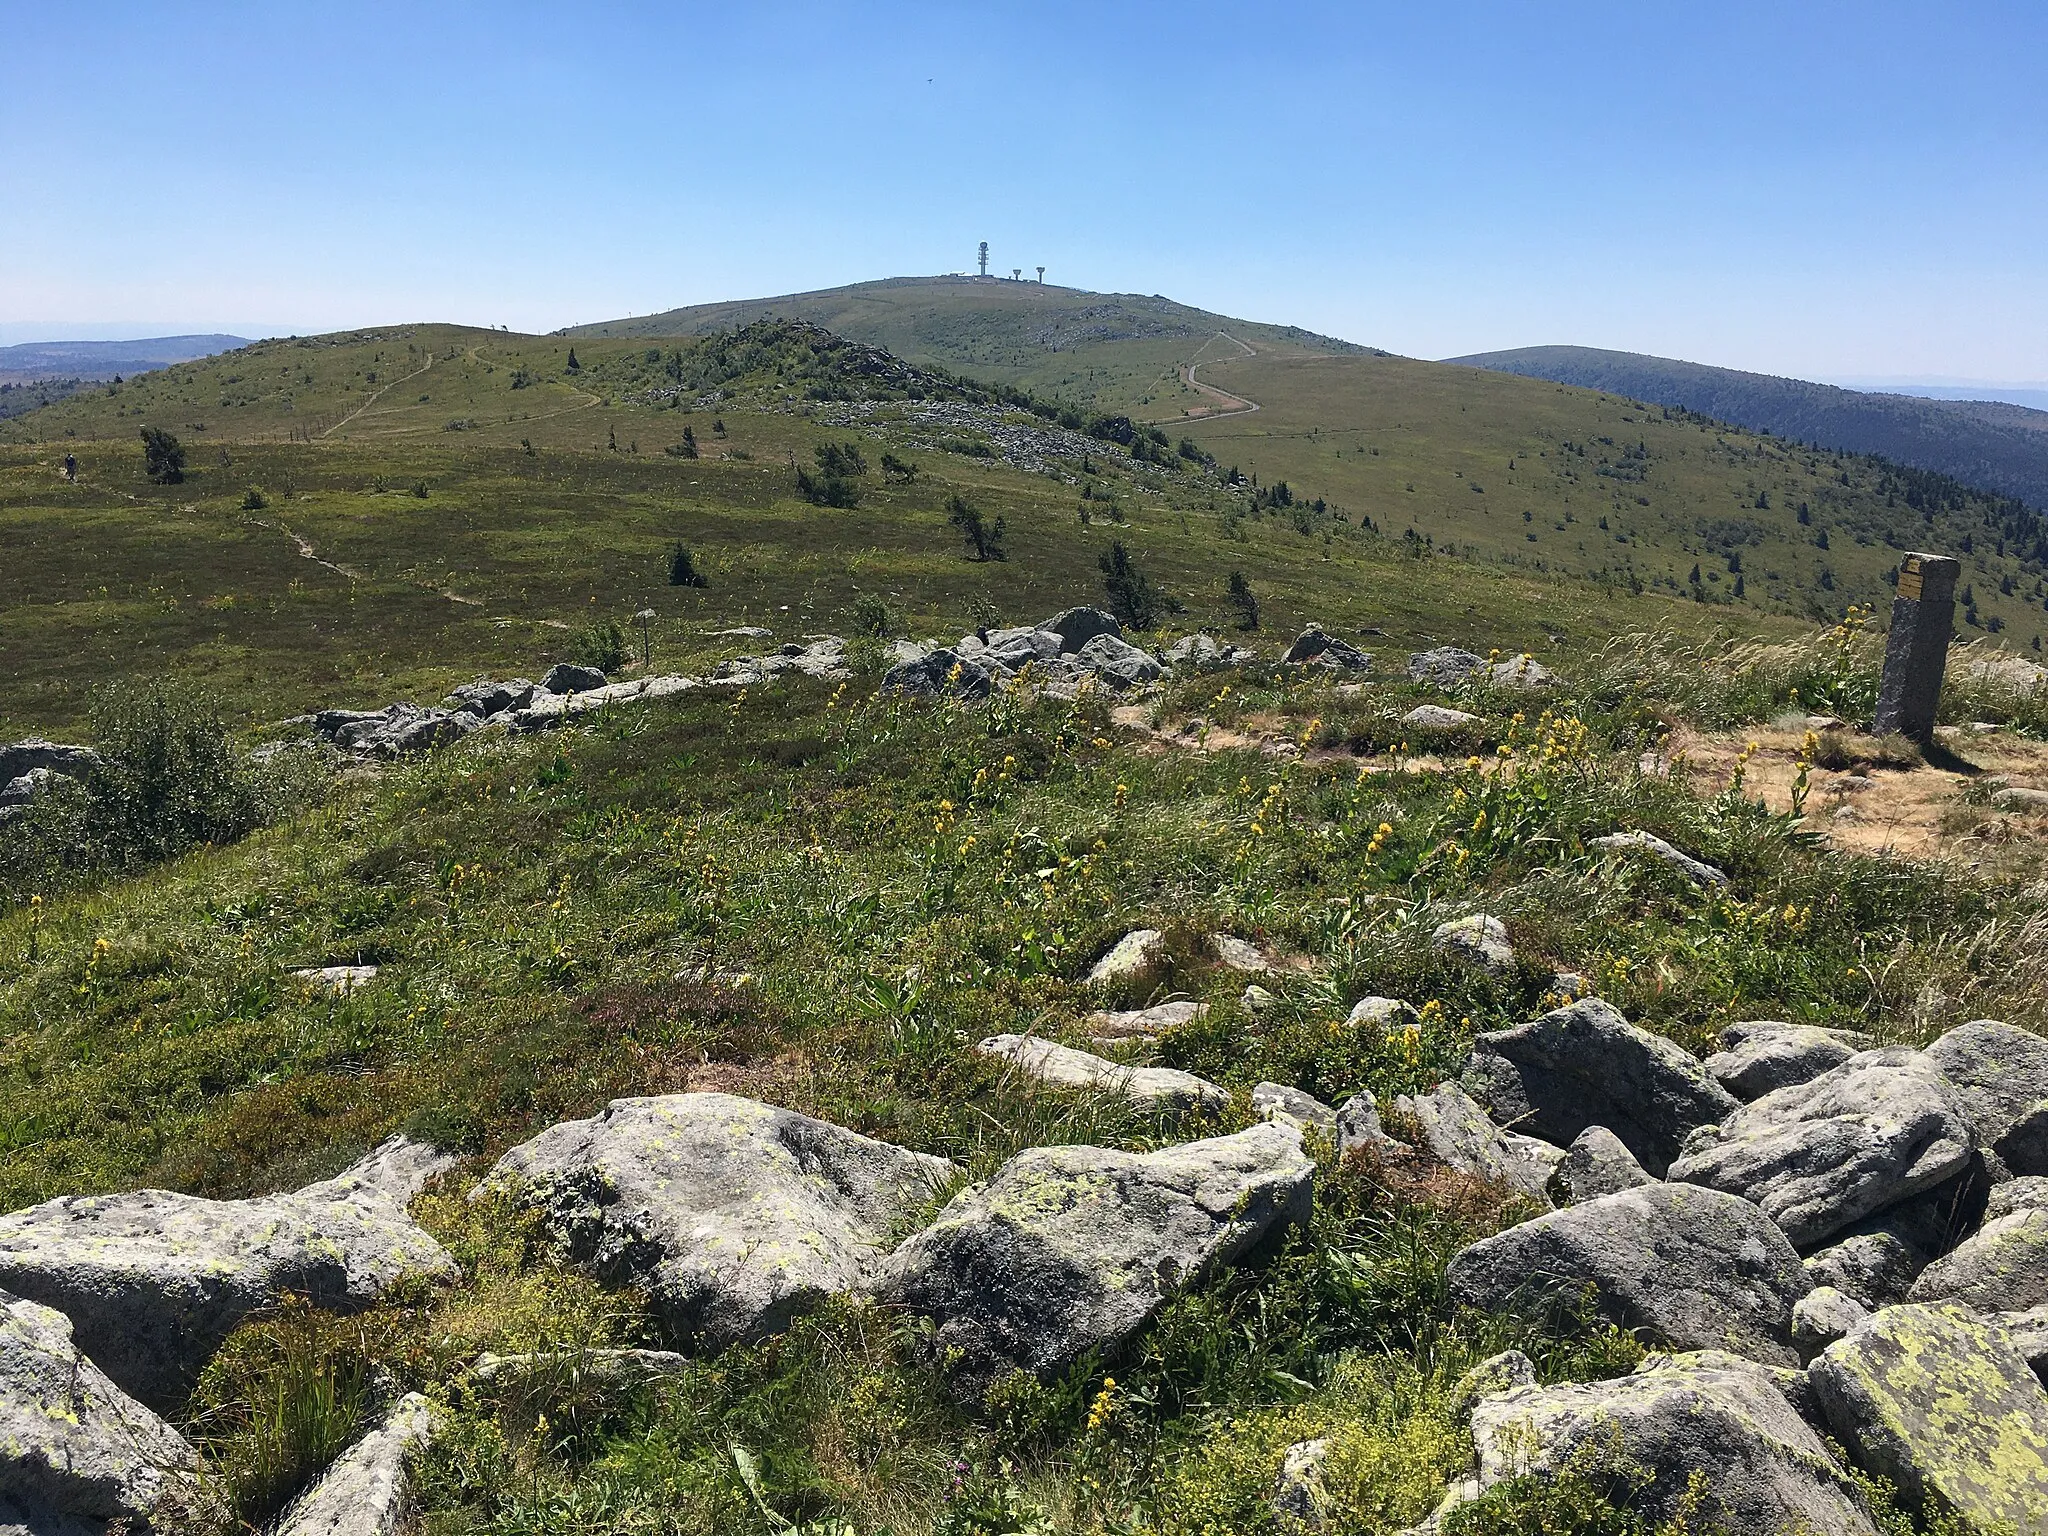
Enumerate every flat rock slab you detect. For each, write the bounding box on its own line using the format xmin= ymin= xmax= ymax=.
xmin=1923 ymin=1019 xmax=2048 ymax=1175
xmin=275 ymin=1392 xmax=436 ymax=1536
xmin=1813 ymin=1302 xmax=2048 ymax=1529
xmin=1208 ymin=933 xmax=1271 ymax=973
xmin=1590 ymin=830 xmax=1729 ymax=887
xmin=873 ymin=1124 xmax=1312 ymax=1397
xmin=0 ymin=1150 xmax=456 ymax=1412
xmin=978 ymin=1035 xmax=1229 ymax=1111
xmin=1470 ymin=1353 xmax=1873 ymax=1534
xmin=1086 ymin=928 xmax=1167 ymax=985
xmin=293 ymin=964 xmax=379 ymax=994
xmin=1460 ymin=997 xmax=1737 ymax=1176
xmin=1670 ymin=1047 xmax=1974 ymax=1248
xmin=481 ymin=1093 xmax=951 ymax=1352
xmin=1400 ymin=704 xmax=1480 ymax=730
xmin=0 ymin=1289 xmax=193 ymax=1527
xmin=1447 ymin=1182 xmax=1811 ymax=1367
xmin=1705 ymin=1021 xmax=1872 ymax=1102
xmin=1908 ymin=1207 xmax=2048 ymax=1312
xmin=1084 ymin=1001 xmax=1208 ymax=1041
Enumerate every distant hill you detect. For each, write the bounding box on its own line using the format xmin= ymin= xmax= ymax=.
xmin=566 ymin=275 xmax=1374 ymax=412
xmin=1448 ymin=345 xmax=2048 ymax=511
xmin=0 ymin=334 xmax=249 ymax=384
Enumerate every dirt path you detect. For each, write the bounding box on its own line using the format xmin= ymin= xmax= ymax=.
xmin=322 ymin=352 xmax=437 ymax=439
xmin=1177 ymin=331 xmax=1261 ymax=420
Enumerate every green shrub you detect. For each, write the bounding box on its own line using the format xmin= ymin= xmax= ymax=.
xmin=568 ymin=620 xmax=629 ymax=675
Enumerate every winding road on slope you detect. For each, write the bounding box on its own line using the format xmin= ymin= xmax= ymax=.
xmin=1177 ymin=331 xmax=1261 ymax=420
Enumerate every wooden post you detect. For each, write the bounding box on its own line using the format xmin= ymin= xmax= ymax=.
xmin=1872 ymin=552 xmax=1959 ymax=741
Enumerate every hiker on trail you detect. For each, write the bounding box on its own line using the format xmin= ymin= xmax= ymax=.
xmin=63 ymin=453 xmax=76 ymax=481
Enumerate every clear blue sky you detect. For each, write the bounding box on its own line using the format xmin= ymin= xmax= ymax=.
xmin=4 ymin=1 xmax=2044 ymax=381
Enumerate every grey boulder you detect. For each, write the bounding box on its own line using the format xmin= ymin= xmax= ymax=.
xmin=1669 ymin=1048 xmax=1975 ymax=1248
xmin=1907 ymin=1205 xmax=2048 ymax=1312
xmin=1812 ymin=1302 xmax=2048 ymax=1528
xmin=0 ymin=1141 xmax=455 ymax=1411
xmin=1589 ymin=830 xmax=1729 ymax=887
xmin=1251 ymin=1082 xmax=1338 ymax=1139
xmin=1790 ymin=1286 xmax=1870 ymax=1363
xmin=1469 ymin=1352 xmax=1873 ymax=1534
xmin=1802 ymin=1230 xmax=1927 ymax=1309
xmin=1400 ymin=704 xmax=1480 ymax=730
xmin=0 ymin=739 xmax=101 ymax=784
xmin=1406 ymin=647 xmax=1485 ymax=688
xmin=1394 ymin=1083 xmax=1554 ymax=1203
xmin=1283 ymin=626 xmax=1371 ymax=671
xmin=315 ymin=703 xmax=478 ymax=757
xmin=882 ymin=647 xmax=994 ymax=698
xmin=1923 ymin=1018 xmax=2048 ymax=1175
xmin=1086 ymin=927 xmax=1167 ymax=985
xmin=1085 ymin=1000 xmax=1208 ymax=1041
xmin=873 ymin=1124 xmax=1312 ymax=1397
xmin=1074 ymin=632 xmax=1166 ymax=691
xmin=977 ymin=1035 xmax=1229 ymax=1112
xmin=1459 ymin=997 xmax=1737 ymax=1176
xmin=1431 ymin=913 xmax=1515 ymax=977
xmin=443 ymin=678 xmax=536 ymax=718
xmin=1447 ymin=1182 xmax=1811 ymax=1366
xmin=1045 ymin=606 xmax=1124 ymax=653
xmin=1547 ymin=1124 xmax=1655 ymax=1206
xmin=540 ymin=662 xmax=607 ymax=695
xmin=274 ymin=1391 xmax=436 ymax=1536
xmin=480 ymin=1093 xmax=953 ymax=1352
xmin=1336 ymin=1091 xmax=1400 ymax=1159
xmin=0 ymin=1289 xmax=193 ymax=1528
xmin=1705 ymin=1020 xmax=1873 ymax=1102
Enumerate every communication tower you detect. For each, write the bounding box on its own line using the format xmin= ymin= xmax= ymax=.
xmin=977 ymin=242 xmax=988 ymax=277
xmin=1036 ymin=266 xmax=1045 ymax=283
xmin=1011 ymin=269 xmax=1022 ymax=281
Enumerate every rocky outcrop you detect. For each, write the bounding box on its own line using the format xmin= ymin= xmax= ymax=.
xmin=1447 ymin=1183 xmax=1811 ymax=1366
xmin=1400 ymin=704 xmax=1480 ymax=730
xmin=1546 ymin=1125 xmax=1655 ymax=1206
xmin=1406 ymin=647 xmax=1486 ymax=689
xmin=1802 ymin=1230 xmax=1926 ymax=1309
xmin=976 ymin=1035 xmax=1230 ymax=1112
xmin=1922 ymin=1018 xmax=2048 ymax=1175
xmin=1431 ymin=914 xmax=1515 ymax=978
xmin=1468 ymin=1352 xmax=1873 ymax=1533
xmin=882 ymin=647 xmax=994 ymax=698
xmin=1208 ymin=933 xmax=1271 ymax=973
xmin=1085 ymin=1000 xmax=1207 ymax=1041
xmin=1346 ymin=996 xmax=1418 ymax=1032
xmin=274 ymin=1392 xmax=437 ymax=1536
xmin=1044 ymin=606 xmax=1123 ymax=653
xmin=1086 ymin=928 xmax=1167 ymax=986
xmin=1811 ymin=1302 xmax=2048 ymax=1528
xmin=1459 ymin=998 xmax=1737 ymax=1176
xmin=1336 ymin=1091 xmax=1398 ymax=1159
xmin=479 ymin=1093 xmax=952 ymax=1352
xmin=1251 ymin=1082 xmax=1338 ymax=1138
xmin=1907 ymin=1206 xmax=2048 ymax=1312
xmin=1165 ymin=634 xmax=1254 ymax=670
xmin=1704 ymin=1021 xmax=1872 ymax=1102
xmin=0 ymin=1289 xmax=193 ymax=1530
xmin=308 ymin=703 xmax=480 ymax=757
xmin=1790 ymin=1286 xmax=1870 ymax=1363
xmin=1282 ymin=626 xmax=1371 ymax=672
xmin=0 ymin=1141 xmax=456 ymax=1411
xmin=873 ymin=1124 xmax=1313 ymax=1397
xmin=1073 ymin=633 xmax=1164 ymax=691
xmin=1589 ymin=830 xmax=1729 ymax=887
xmin=541 ymin=663 xmax=608 ymax=694
xmin=1669 ymin=1048 xmax=1975 ymax=1248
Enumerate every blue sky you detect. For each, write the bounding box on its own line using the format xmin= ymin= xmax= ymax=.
xmin=3 ymin=1 xmax=2044 ymax=381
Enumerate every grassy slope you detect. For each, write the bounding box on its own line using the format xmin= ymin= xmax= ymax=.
xmin=1 ymin=323 xmax=1733 ymax=738
xmin=1452 ymin=343 xmax=2048 ymax=510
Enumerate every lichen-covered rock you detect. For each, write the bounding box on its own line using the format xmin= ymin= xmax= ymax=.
xmin=1589 ymin=830 xmax=1729 ymax=887
xmin=444 ymin=678 xmax=537 ymax=718
xmin=1406 ymin=647 xmax=1486 ymax=689
xmin=1400 ymin=704 xmax=1480 ymax=730
xmin=1791 ymin=1286 xmax=1870 ymax=1363
xmin=1251 ymin=1082 xmax=1338 ymax=1139
xmin=480 ymin=1093 xmax=952 ymax=1352
xmin=1923 ymin=1018 xmax=2048 ymax=1175
xmin=977 ymin=1035 xmax=1229 ymax=1111
xmin=1447 ymin=1183 xmax=1811 ymax=1366
xmin=1273 ymin=1436 xmax=1330 ymax=1524
xmin=1547 ymin=1124 xmax=1655 ymax=1206
xmin=1336 ymin=1091 xmax=1399 ymax=1159
xmin=1450 ymin=1348 xmax=1536 ymax=1420
xmin=1802 ymin=1230 xmax=1927 ymax=1309
xmin=1669 ymin=1048 xmax=1976 ymax=1248
xmin=1393 ymin=1083 xmax=1553 ymax=1203
xmin=1459 ymin=997 xmax=1737 ymax=1176
xmin=1283 ymin=626 xmax=1371 ymax=671
xmin=1704 ymin=1021 xmax=1872 ymax=1102
xmin=1074 ymin=632 xmax=1166 ymax=691
xmin=1812 ymin=1302 xmax=2048 ymax=1528
xmin=1431 ymin=914 xmax=1515 ymax=977
xmin=1346 ymin=995 xmax=1418 ymax=1032
xmin=1907 ymin=1206 xmax=2048 ymax=1312
xmin=1994 ymin=1305 xmax=2048 ymax=1387
xmin=1085 ymin=927 xmax=1167 ymax=985
xmin=1469 ymin=1352 xmax=1873 ymax=1533
xmin=1085 ymin=1000 xmax=1208 ymax=1041
xmin=1988 ymin=1176 xmax=2048 ymax=1218
xmin=0 ymin=1147 xmax=456 ymax=1411
xmin=0 ymin=1289 xmax=193 ymax=1527
xmin=874 ymin=1124 xmax=1313 ymax=1397
xmin=882 ymin=646 xmax=994 ymax=698
xmin=1208 ymin=933 xmax=1271 ymax=973
xmin=274 ymin=1392 xmax=437 ymax=1536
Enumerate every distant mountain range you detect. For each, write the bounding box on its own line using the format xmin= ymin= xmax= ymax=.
xmin=1449 ymin=345 xmax=2048 ymax=511
xmin=0 ymin=334 xmax=249 ymax=384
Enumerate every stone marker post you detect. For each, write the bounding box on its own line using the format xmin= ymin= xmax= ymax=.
xmin=1871 ymin=551 xmax=1959 ymax=741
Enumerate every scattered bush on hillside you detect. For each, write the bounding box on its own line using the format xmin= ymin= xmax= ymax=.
xmin=241 ymin=487 xmax=267 ymax=510
xmin=796 ymin=466 xmax=862 ymax=508
xmin=814 ymin=442 xmax=868 ymax=479
xmin=880 ymin=451 xmax=919 ymax=481
xmin=665 ymin=425 xmax=698 ymax=459
xmin=140 ymin=425 xmax=185 ymax=484
xmin=1226 ymin=569 xmax=1261 ymax=630
xmin=667 ymin=544 xmax=708 ymax=588
xmin=1100 ymin=539 xmax=1182 ymax=630
xmin=948 ymin=494 xmax=1006 ymax=562
xmin=567 ymin=619 xmax=629 ymax=675
xmin=852 ymin=594 xmax=899 ymax=639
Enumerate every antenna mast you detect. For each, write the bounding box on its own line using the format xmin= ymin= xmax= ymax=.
xmin=977 ymin=241 xmax=988 ymax=277
xmin=1036 ymin=266 xmax=1045 ymax=283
